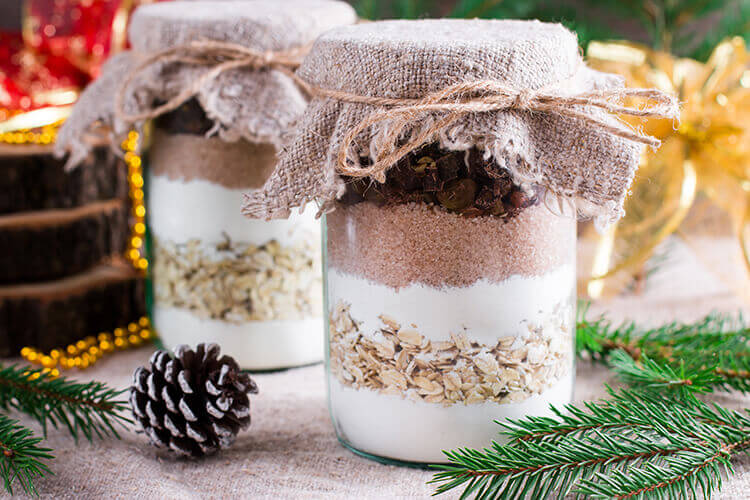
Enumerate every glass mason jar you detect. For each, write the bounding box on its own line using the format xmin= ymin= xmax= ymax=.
xmin=145 ymin=100 xmax=323 ymax=370
xmin=323 ymin=146 xmax=575 ymax=464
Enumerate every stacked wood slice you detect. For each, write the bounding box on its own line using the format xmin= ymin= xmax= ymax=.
xmin=0 ymin=143 xmax=145 ymax=356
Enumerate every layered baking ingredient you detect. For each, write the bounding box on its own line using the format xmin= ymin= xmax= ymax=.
xmin=329 ymin=371 xmax=573 ymax=463
xmin=324 ymin=146 xmax=576 ymax=463
xmin=329 ymin=301 xmax=572 ymax=406
xmin=148 ymin=128 xmax=323 ymax=369
xmin=326 ymin=201 xmax=571 ymax=289
xmin=152 ymin=235 xmax=321 ymax=323
xmin=152 ymin=307 xmax=323 ymax=370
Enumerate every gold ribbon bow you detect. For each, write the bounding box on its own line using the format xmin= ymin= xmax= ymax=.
xmin=114 ymin=40 xmax=309 ymax=124
xmin=584 ymin=38 xmax=750 ymax=300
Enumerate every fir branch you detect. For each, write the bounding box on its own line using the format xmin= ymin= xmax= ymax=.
xmin=578 ymin=435 xmax=750 ymax=499
xmin=500 ymin=388 xmax=669 ymax=444
xmin=0 ymin=415 xmax=53 ymax=496
xmin=431 ymin=390 xmax=750 ymax=499
xmin=433 ymin=430 xmax=698 ymax=499
xmin=0 ymin=364 xmax=130 ymax=441
xmin=576 ymin=308 xmax=750 ymax=394
xmin=607 ymin=350 xmax=722 ymax=396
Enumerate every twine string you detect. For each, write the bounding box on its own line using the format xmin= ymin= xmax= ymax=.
xmin=300 ymin=82 xmax=680 ymax=181
xmin=114 ymin=40 xmax=309 ymax=124
xmin=114 ymin=40 xmax=679 ymax=184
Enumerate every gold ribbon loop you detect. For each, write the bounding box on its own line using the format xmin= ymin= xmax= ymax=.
xmin=114 ymin=40 xmax=309 ymax=124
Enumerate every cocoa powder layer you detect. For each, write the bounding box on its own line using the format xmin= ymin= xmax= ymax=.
xmin=148 ymin=131 xmax=277 ymax=189
xmin=325 ymin=201 xmax=575 ymax=289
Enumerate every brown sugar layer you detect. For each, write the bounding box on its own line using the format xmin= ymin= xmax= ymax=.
xmin=325 ymin=201 xmax=575 ymax=289
xmin=148 ymin=130 xmax=277 ymax=189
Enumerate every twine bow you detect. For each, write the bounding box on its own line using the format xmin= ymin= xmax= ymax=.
xmin=114 ymin=40 xmax=308 ymax=124
xmin=305 ymin=80 xmax=680 ymax=183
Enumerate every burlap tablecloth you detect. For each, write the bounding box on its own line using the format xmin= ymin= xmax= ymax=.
xmin=10 ymin=238 xmax=750 ymax=499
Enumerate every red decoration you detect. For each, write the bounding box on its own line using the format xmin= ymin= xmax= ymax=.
xmin=0 ymin=0 xmax=164 ymax=118
xmin=0 ymin=31 xmax=85 ymax=112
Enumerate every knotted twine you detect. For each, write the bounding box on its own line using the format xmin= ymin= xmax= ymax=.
xmin=113 ymin=40 xmax=677 ymax=184
xmin=295 ymin=79 xmax=678 ymax=184
xmin=113 ymin=40 xmax=310 ymax=125
xmin=239 ymin=20 xmax=680 ymax=228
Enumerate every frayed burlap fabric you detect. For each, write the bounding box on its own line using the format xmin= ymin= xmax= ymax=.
xmin=54 ymin=0 xmax=357 ymax=168
xmin=242 ymin=20 xmax=678 ymax=228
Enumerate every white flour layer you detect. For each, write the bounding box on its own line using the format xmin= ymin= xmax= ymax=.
xmin=148 ymin=174 xmax=320 ymax=246
xmin=154 ymin=306 xmax=323 ymax=370
xmin=329 ymin=370 xmax=574 ymax=463
xmin=326 ymin=266 xmax=574 ymax=342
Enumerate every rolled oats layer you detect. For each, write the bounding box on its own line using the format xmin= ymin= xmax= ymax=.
xmin=152 ymin=235 xmax=322 ymax=322
xmin=329 ymin=301 xmax=572 ymax=406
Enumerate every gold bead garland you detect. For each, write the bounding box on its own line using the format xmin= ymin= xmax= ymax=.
xmin=21 ymin=317 xmax=154 ymax=375
xmin=0 ymin=109 xmax=61 ymax=145
xmin=123 ymin=130 xmax=149 ymax=271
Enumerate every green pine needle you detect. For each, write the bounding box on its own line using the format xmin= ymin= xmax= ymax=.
xmin=577 ymin=307 xmax=750 ymax=394
xmin=431 ymin=390 xmax=750 ymax=499
xmin=0 ymin=364 xmax=130 ymax=441
xmin=607 ymin=350 xmax=722 ymax=396
xmin=432 ymin=307 xmax=750 ymax=499
xmin=0 ymin=415 xmax=53 ymax=496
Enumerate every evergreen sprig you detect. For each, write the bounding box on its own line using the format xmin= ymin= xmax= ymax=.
xmin=0 ymin=415 xmax=53 ymax=496
xmin=0 ymin=364 xmax=130 ymax=494
xmin=577 ymin=308 xmax=750 ymax=394
xmin=607 ymin=350 xmax=722 ymax=396
xmin=431 ymin=389 xmax=750 ymax=499
xmin=0 ymin=364 xmax=130 ymax=442
xmin=432 ymin=309 xmax=750 ymax=499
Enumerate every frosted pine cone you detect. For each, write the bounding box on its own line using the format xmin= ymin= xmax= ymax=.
xmin=130 ymin=343 xmax=258 ymax=457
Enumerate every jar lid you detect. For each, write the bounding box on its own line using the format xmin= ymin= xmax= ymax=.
xmin=243 ymin=19 xmax=677 ymax=228
xmin=130 ymin=0 xmax=357 ymax=53
xmin=56 ymin=0 xmax=357 ymax=169
xmin=299 ymin=19 xmax=582 ymax=98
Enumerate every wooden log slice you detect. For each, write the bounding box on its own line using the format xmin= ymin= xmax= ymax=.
xmin=0 ymin=262 xmax=146 ymax=356
xmin=0 ymin=200 xmax=130 ymax=284
xmin=0 ymin=144 xmax=128 ymax=215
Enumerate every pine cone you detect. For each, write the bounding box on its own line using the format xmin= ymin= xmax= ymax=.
xmin=130 ymin=343 xmax=258 ymax=457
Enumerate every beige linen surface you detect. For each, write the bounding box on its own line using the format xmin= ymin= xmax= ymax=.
xmin=8 ymin=238 xmax=750 ymax=499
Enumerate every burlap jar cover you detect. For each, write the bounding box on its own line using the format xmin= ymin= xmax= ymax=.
xmin=241 ymin=20 xmax=679 ymax=228
xmin=54 ymin=0 xmax=358 ymax=166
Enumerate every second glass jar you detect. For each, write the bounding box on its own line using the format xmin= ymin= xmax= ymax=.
xmin=146 ymin=101 xmax=323 ymax=370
